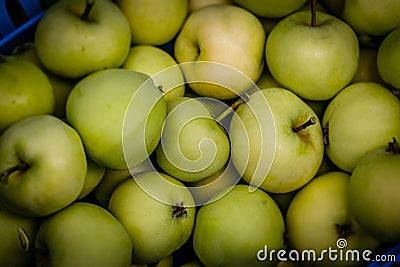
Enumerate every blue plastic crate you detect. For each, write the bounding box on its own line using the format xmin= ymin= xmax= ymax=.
xmin=0 ymin=0 xmax=46 ymax=55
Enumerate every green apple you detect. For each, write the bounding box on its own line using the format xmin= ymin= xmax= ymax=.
xmin=286 ymin=171 xmax=381 ymax=266
xmin=108 ymin=171 xmax=196 ymax=264
xmin=193 ymin=184 xmax=286 ymax=267
xmin=77 ymin=158 xmax=106 ymax=200
xmin=266 ymin=9 xmax=359 ymax=101
xmin=341 ymin=0 xmax=400 ymax=37
xmin=115 ymin=0 xmax=188 ymax=45
xmin=377 ymin=26 xmax=400 ymax=92
xmin=322 ymin=82 xmax=400 ymax=173
xmin=174 ymin=4 xmax=266 ymax=100
xmin=12 ymin=42 xmax=78 ymax=118
xmin=34 ymin=0 xmax=131 ymax=79
xmin=66 ymin=68 xmax=166 ymax=170
xmin=230 ymin=88 xmax=324 ymax=193
xmin=348 ymin=137 xmax=400 ymax=244
xmin=256 ymin=66 xmax=282 ymax=90
xmin=188 ymin=0 xmax=232 ymax=13
xmin=35 ymin=202 xmax=132 ymax=267
xmin=0 ymin=202 xmax=41 ymax=267
xmin=232 ymin=0 xmax=307 ymax=18
xmin=186 ymin=162 xmax=240 ymax=205
xmin=0 ymin=115 xmax=87 ymax=217
xmin=0 ymin=55 xmax=55 ymax=133
xmin=93 ymin=158 xmax=154 ymax=207
xmin=122 ymin=45 xmax=185 ymax=101
xmin=351 ymin=46 xmax=381 ymax=84
xmin=155 ymin=97 xmax=230 ymax=183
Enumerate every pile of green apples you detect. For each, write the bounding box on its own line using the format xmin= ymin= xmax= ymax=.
xmin=1 ymin=0 xmax=400 ymax=266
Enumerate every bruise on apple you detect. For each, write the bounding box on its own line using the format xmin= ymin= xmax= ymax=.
xmin=172 ymin=201 xmax=188 ymax=218
xmin=323 ymin=122 xmax=329 ymax=145
xmin=386 ymin=137 xmax=400 ymax=154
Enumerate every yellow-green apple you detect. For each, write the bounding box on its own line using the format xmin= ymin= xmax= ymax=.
xmin=266 ymin=10 xmax=359 ymax=101
xmin=108 ymin=171 xmax=196 ymax=264
xmin=155 ymin=97 xmax=230 ymax=183
xmin=322 ymin=82 xmax=400 ymax=173
xmin=174 ymin=4 xmax=266 ymax=100
xmin=377 ymin=27 xmax=400 ymax=92
xmin=0 ymin=202 xmax=41 ymax=267
xmin=341 ymin=0 xmax=400 ymax=38
xmin=193 ymin=184 xmax=286 ymax=267
xmin=256 ymin=66 xmax=282 ymax=90
xmin=122 ymin=45 xmax=185 ymax=101
xmin=348 ymin=137 xmax=400 ymax=244
xmin=188 ymin=0 xmax=232 ymax=13
xmin=77 ymin=158 xmax=106 ymax=200
xmin=286 ymin=171 xmax=381 ymax=266
xmin=93 ymin=158 xmax=154 ymax=207
xmin=12 ymin=42 xmax=78 ymax=118
xmin=230 ymin=88 xmax=324 ymax=193
xmin=0 ymin=115 xmax=87 ymax=217
xmin=186 ymin=162 xmax=240 ymax=205
xmin=352 ymin=46 xmax=381 ymax=84
xmin=232 ymin=0 xmax=307 ymax=18
xmin=66 ymin=68 xmax=166 ymax=170
xmin=35 ymin=202 xmax=132 ymax=267
xmin=0 ymin=55 xmax=54 ymax=133
xmin=115 ymin=0 xmax=188 ymax=45
xmin=34 ymin=0 xmax=131 ymax=79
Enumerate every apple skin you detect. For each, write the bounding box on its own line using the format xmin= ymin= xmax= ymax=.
xmin=108 ymin=172 xmax=196 ymax=264
xmin=377 ymin=27 xmax=400 ymax=91
xmin=193 ymin=184 xmax=286 ymax=267
xmin=232 ymin=0 xmax=307 ymax=18
xmin=77 ymin=158 xmax=106 ymax=200
xmin=155 ymin=97 xmax=230 ymax=183
xmin=66 ymin=68 xmax=166 ymax=170
xmin=286 ymin=171 xmax=381 ymax=266
xmin=12 ymin=42 xmax=78 ymax=118
xmin=0 ymin=202 xmax=41 ymax=267
xmin=341 ymin=0 xmax=400 ymax=37
xmin=35 ymin=202 xmax=132 ymax=267
xmin=188 ymin=0 xmax=232 ymax=13
xmin=348 ymin=140 xmax=400 ymax=244
xmin=0 ymin=115 xmax=87 ymax=217
xmin=230 ymin=88 xmax=324 ymax=193
xmin=322 ymin=82 xmax=400 ymax=173
xmin=34 ymin=0 xmax=131 ymax=79
xmin=0 ymin=55 xmax=55 ymax=133
xmin=174 ymin=4 xmax=266 ymax=100
xmin=93 ymin=158 xmax=154 ymax=207
xmin=115 ymin=0 xmax=188 ymax=45
xmin=266 ymin=10 xmax=359 ymax=101
xmin=122 ymin=45 xmax=185 ymax=101
xmin=352 ymin=46 xmax=381 ymax=84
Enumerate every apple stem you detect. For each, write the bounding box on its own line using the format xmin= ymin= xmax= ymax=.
xmin=311 ymin=0 xmax=317 ymax=27
xmin=18 ymin=227 xmax=49 ymax=255
xmin=0 ymin=163 xmax=30 ymax=185
xmin=335 ymin=223 xmax=353 ymax=239
xmin=215 ymin=93 xmax=250 ymax=123
xmin=293 ymin=116 xmax=317 ymax=133
xmin=386 ymin=137 xmax=400 ymax=154
xmin=81 ymin=0 xmax=95 ymax=21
